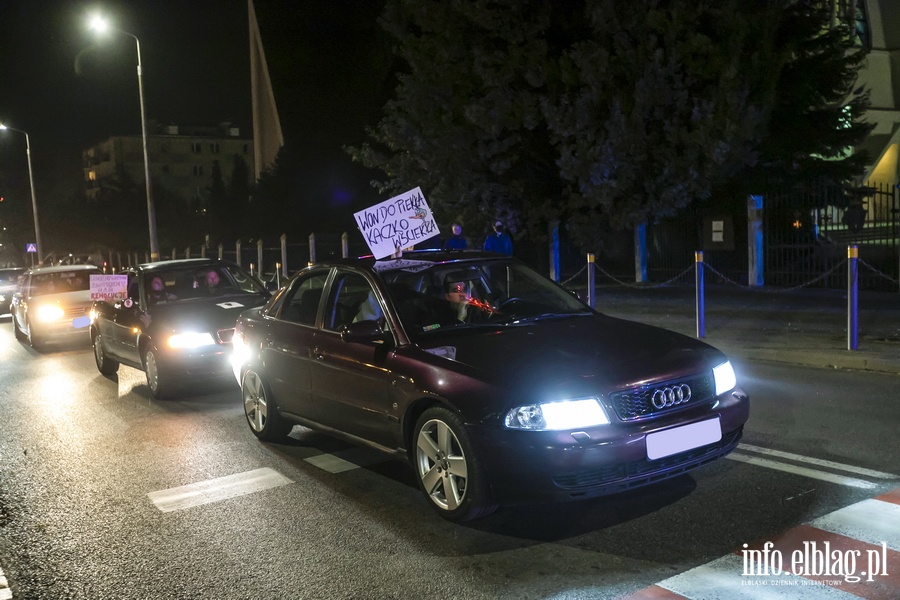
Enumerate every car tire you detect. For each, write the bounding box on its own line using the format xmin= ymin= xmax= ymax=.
xmin=13 ymin=315 xmax=25 ymax=341
xmin=242 ymin=369 xmax=292 ymax=441
xmin=413 ymin=407 xmax=498 ymax=522
xmin=92 ymin=331 xmax=119 ymax=375
xmin=144 ymin=345 xmax=178 ymax=399
xmin=27 ymin=320 xmax=45 ymax=351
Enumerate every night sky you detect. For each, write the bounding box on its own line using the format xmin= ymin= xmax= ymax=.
xmin=0 ymin=0 xmax=391 ymax=212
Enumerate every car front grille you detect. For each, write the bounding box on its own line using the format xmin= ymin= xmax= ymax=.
xmin=64 ymin=305 xmax=89 ymax=318
xmin=608 ymin=373 xmax=714 ymax=421
xmin=552 ymin=426 xmax=743 ymax=491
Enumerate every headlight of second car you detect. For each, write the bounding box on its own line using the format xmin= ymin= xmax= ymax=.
xmin=36 ymin=304 xmax=65 ymax=322
xmin=504 ymin=398 xmax=610 ymax=431
xmin=167 ymin=332 xmax=217 ymax=349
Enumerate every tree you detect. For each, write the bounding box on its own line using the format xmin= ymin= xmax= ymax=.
xmin=350 ymin=0 xmax=871 ymax=252
xmin=741 ymin=0 xmax=873 ymax=190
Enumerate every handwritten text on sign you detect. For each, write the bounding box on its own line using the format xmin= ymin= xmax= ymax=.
xmin=353 ymin=187 xmax=440 ymax=259
xmin=89 ymin=274 xmax=128 ymax=301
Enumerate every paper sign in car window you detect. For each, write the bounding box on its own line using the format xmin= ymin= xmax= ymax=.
xmin=89 ymin=274 xmax=128 ymax=302
xmin=353 ymin=187 xmax=440 ymax=260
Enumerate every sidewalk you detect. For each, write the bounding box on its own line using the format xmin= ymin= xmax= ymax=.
xmin=585 ymin=284 xmax=900 ymax=374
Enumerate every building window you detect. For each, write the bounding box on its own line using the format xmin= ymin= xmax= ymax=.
xmin=88 ymin=171 xmax=97 ymax=181
xmin=193 ymin=165 xmax=204 ymax=176
xmin=210 ymin=143 xmax=220 ymax=153
xmin=191 ymin=142 xmax=202 ymax=154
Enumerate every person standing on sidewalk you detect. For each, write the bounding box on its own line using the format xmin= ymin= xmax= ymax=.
xmin=483 ymin=220 xmax=513 ymax=255
xmin=443 ymin=224 xmax=468 ymax=250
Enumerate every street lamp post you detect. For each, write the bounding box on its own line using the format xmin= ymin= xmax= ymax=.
xmin=89 ymin=15 xmax=160 ymax=261
xmin=0 ymin=124 xmax=43 ymax=264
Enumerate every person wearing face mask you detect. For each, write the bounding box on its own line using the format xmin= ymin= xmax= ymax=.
xmin=483 ymin=220 xmax=513 ymax=255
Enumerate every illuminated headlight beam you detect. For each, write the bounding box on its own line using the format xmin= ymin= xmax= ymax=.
xmin=505 ymin=398 xmax=610 ymax=431
xmin=167 ymin=332 xmax=217 ymax=349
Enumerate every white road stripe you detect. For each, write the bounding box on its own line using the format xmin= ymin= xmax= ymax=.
xmin=148 ymin=468 xmax=293 ymax=512
xmin=0 ymin=566 xmax=11 ymax=600
xmin=304 ymin=447 xmax=388 ymax=473
xmin=810 ymin=499 xmax=900 ymax=550
xmin=738 ymin=444 xmax=898 ymax=479
xmin=726 ymin=453 xmax=877 ymax=489
xmin=657 ymin=554 xmax=859 ymax=599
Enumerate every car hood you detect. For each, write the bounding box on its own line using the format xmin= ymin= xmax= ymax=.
xmin=29 ymin=290 xmax=93 ymax=306
xmin=416 ymin=314 xmax=726 ymax=397
xmin=145 ymin=294 xmax=268 ymax=333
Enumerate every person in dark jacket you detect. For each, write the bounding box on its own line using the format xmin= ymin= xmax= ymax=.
xmin=443 ymin=224 xmax=467 ymax=250
xmin=483 ymin=221 xmax=513 ymax=255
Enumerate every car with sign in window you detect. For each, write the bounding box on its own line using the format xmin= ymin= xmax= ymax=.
xmin=90 ymin=258 xmax=270 ymax=399
xmin=232 ymin=250 xmax=749 ymax=521
xmin=11 ymin=264 xmax=102 ymax=350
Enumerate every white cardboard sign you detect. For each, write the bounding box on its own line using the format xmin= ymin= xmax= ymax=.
xmin=89 ymin=274 xmax=128 ymax=301
xmin=353 ymin=187 xmax=440 ymax=259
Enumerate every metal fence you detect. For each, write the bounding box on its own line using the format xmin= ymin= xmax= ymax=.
xmin=558 ymin=180 xmax=899 ymax=292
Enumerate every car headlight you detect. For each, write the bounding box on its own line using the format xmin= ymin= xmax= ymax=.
xmin=36 ymin=305 xmax=65 ymax=322
xmin=167 ymin=332 xmax=217 ymax=349
xmin=504 ymin=398 xmax=610 ymax=430
xmin=713 ymin=360 xmax=737 ymax=395
xmin=231 ymin=329 xmax=250 ymax=365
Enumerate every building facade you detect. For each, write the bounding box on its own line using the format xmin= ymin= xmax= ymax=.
xmin=82 ymin=122 xmax=255 ymax=209
xmin=850 ymin=0 xmax=900 ymax=186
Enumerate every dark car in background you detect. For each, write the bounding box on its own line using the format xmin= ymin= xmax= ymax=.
xmin=0 ymin=266 xmax=25 ymax=316
xmin=11 ymin=264 xmax=102 ymax=350
xmin=231 ymin=250 xmax=749 ymax=521
xmin=90 ymin=258 xmax=270 ymax=399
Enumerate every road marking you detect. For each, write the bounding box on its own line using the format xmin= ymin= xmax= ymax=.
xmin=148 ymin=467 xmax=293 ymax=513
xmin=727 ymin=453 xmax=878 ymax=489
xmin=811 ymin=499 xmax=900 ymax=550
xmin=623 ymin=490 xmax=900 ymax=599
xmin=304 ymin=447 xmax=389 ymax=473
xmin=0 ymin=566 xmax=11 ymax=600
xmin=737 ymin=444 xmax=898 ymax=479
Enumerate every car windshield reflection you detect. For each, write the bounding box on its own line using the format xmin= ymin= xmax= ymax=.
xmin=377 ymin=259 xmax=591 ymax=337
xmin=144 ymin=265 xmax=266 ymax=305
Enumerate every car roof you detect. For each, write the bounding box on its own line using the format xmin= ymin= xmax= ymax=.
xmin=313 ymin=249 xmax=509 ymax=270
xmin=136 ymin=258 xmax=234 ymax=271
xmin=25 ymin=264 xmax=103 ymax=275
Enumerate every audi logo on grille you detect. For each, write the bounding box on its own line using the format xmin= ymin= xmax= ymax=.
xmin=650 ymin=384 xmax=692 ymax=410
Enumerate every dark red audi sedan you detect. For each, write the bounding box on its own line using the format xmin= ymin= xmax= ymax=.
xmin=232 ymin=250 xmax=749 ymax=521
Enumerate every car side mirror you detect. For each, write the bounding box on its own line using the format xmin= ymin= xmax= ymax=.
xmin=340 ymin=320 xmax=391 ymax=344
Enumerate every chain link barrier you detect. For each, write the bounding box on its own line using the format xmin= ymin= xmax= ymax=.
xmin=596 ymin=264 xmax=695 ymax=289
xmin=572 ymin=254 xmax=898 ymax=294
xmin=859 ymin=258 xmax=900 ymax=285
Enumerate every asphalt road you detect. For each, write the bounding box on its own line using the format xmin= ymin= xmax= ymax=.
xmin=0 ymin=320 xmax=898 ymax=599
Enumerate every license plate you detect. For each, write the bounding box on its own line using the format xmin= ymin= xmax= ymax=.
xmin=646 ymin=418 xmax=722 ymax=460
xmin=72 ymin=316 xmax=91 ymax=329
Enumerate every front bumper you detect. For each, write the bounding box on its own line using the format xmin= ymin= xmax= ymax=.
xmin=158 ymin=346 xmax=235 ymax=380
xmin=30 ymin=314 xmax=92 ymax=342
xmin=470 ymin=387 xmax=749 ymax=505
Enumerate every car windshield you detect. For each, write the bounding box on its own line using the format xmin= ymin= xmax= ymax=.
xmin=30 ymin=269 xmax=100 ymax=296
xmin=144 ymin=264 xmax=266 ymax=304
xmin=375 ymin=258 xmax=591 ymax=338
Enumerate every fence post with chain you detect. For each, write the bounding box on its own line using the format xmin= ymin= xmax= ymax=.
xmin=848 ymin=245 xmax=858 ymax=351
xmin=695 ymin=250 xmax=705 ymax=339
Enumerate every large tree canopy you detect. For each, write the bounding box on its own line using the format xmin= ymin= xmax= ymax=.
xmin=347 ymin=0 xmax=871 ymax=250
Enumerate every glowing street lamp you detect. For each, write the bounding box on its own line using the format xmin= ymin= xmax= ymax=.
xmin=0 ymin=123 xmax=44 ymax=263
xmin=88 ymin=14 xmax=160 ymax=261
